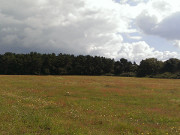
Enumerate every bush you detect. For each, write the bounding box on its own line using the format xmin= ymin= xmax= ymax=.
xmin=152 ymin=72 xmax=180 ymax=79
xmin=120 ymin=72 xmax=136 ymax=77
xmin=103 ymin=73 xmax=114 ymax=76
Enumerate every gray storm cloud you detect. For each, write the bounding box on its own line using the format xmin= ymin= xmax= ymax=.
xmin=136 ymin=11 xmax=180 ymax=40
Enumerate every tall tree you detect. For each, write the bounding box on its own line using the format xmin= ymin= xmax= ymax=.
xmin=163 ymin=58 xmax=180 ymax=73
xmin=137 ymin=58 xmax=163 ymax=77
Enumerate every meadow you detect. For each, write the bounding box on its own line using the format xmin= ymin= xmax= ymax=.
xmin=0 ymin=76 xmax=179 ymax=135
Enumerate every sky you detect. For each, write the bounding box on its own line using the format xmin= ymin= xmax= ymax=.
xmin=0 ymin=0 xmax=180 ymax=63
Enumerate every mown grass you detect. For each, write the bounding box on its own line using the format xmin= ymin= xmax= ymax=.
xmin=0 ymin=76 xmax=179 ymax=135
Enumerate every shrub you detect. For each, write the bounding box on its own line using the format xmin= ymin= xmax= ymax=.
xmin=152 ymin=72 xmax=180 ymax=79
xmin=120 ymin=72 xmax=136 ymax=77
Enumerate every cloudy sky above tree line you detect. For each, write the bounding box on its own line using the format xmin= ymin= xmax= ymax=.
xmin=0 ymin=0 xmax=180 ymax=63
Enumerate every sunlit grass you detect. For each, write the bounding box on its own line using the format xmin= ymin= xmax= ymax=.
xmin=0 ymin=76 xmax=179 ymax=135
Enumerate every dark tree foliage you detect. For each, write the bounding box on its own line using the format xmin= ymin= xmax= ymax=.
xmin=114 ymin=58 xmax=137 ymax=75
xmin=0 ymin=52 xmax=115 ymax=76
xmin=162 ymin=58 xmax=180 ymax=73
xmin=137 ymin=58 xmax=163 ymax=77
xmin=0 ymin=52 xmax=180 ymax=78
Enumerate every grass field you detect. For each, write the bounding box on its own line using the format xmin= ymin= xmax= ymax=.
xmin=0 ymin=76 xmax=179 ymax=135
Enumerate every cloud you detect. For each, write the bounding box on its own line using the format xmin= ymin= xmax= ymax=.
xmin=128 ymin=36 xmax=142 ymax=40
xmin=153 ymin=12 xmax=180 ymax=40
xmin=135 ymin=0 xmax=180 ymax=52
xmin=136 ymin=11 xmax=158 ymax=34
xmin=0 ymin=0 xmax=179 ymax=62
xmin=173 ymin=40 xmax=180 ymax=48
xmin=136 ymin=11 xmax=180 ymax=40
xmin=152 ymin=0 xmax=170 ymax=11
xmin=0 ymin=0 xmax=133 ymax=54
xmin=116 ymin=41 xmax=178 ymax=63
xmin=117 ymin=0 xmax=146 ymax=5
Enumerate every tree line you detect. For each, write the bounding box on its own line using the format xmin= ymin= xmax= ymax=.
xmin=0 ymin=52 xmax=180 ymax=78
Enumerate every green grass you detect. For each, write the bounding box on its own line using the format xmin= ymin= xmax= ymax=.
xmin=0 ymin=76 xmax=179 ymax=135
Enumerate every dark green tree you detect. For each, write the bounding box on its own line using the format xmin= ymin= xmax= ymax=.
xmin=163 ymin=58 xmax=180 ymax=73
xmin=137 ymin=58 xmax=163 ymax=77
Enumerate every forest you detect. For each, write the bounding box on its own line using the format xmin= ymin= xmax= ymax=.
xmin=0 ymin=52 xmax=180 ymax=78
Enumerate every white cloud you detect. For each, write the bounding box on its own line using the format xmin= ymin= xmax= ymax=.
xmin=0 ymin=0 xmax=179 ymax=62
xmin=173 ymin=40 xmax=180 ymax=48
xmin=128 ymin=36 xmax=142 ymax=40
xmin=116 ymin=41 xmax=178 ymax=63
